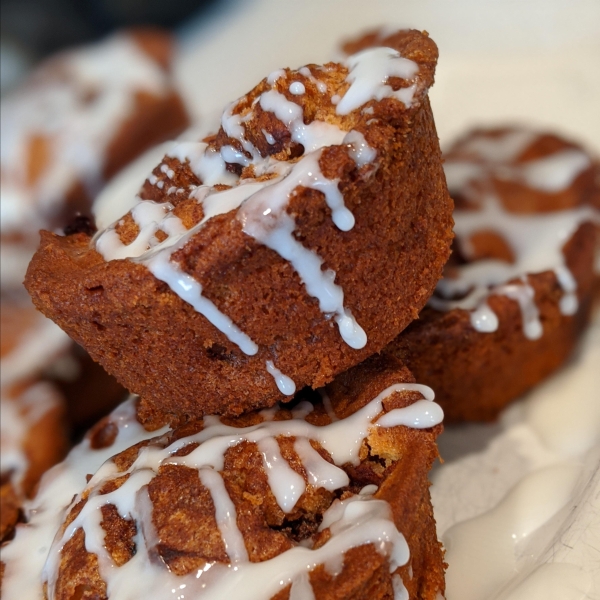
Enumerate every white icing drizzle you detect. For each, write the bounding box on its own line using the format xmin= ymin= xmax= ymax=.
xmin=392 ymin=573 xmax=410 ymax=600
xmin=198 ymin=467 xmax=249 ymax=563
xmin=336 ymin=47 xmax=419 ymax=115
xmin=377 ymin=398 xmax=445 ymax=429
xmin=289 ymin=571 xmax=316 ymax=600
xmin=0 ymin=309 xmax=70 ymax=388
xmin=290 ymin=400 xmax=315 ymax=419
xmin=167 ymin=141 xmax=238 ymax=186
xmin=147 ymin=251 xmax=259 ymax=356
xmin=267 ymin=69 xmax=286 ymax=85
xmin=166 ymin=383 xmax=440 ymax=472
xmin=265 ymin=360 xmax=296 ymax=395
xmin=0 ymin=397 xmax=168 ymax=600
xmin=31 ymin=383 xmax=440 ymax=600
xmin=237 ymin=150 xmax=366 ymax=348
xmin=319 ymin=390 xmax=340 ymax=422
xmin=93 ymin=141 xmax=174 ymax=231
xmin=461 ymin=129 xmax=538 ymax=164
xmin=518 ymin=149 xmax=591 ymax=193
xmin=343 ymin=130 xmax=377 ymax=167
xmin=262 ymin=128 xmax=276 ymax=145
xmin=259 ymin=89 xmax=347 ymax=154
xmin=299 ymin=66 xmax=328 ymax=93
xmin=258 ymin=436 xmax=306 ymax=512
xmin=96 ymin=200 xmax=178 ymax=260
xmin=293 ymin=437 xmax=350 ymax=490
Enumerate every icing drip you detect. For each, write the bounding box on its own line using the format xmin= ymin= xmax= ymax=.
xmin=147 ymin=252 xmax=259 ymax=356
xmin=238 ymin=150 xmax=366 ymax=348
xmin=319 ymin=390 xmax=340 ymax=422
xmin=343 ymin=130 xmax=377 ymax=167
xmin=336 ymin=47 xmax=419 ymax=115
xmin=438 ymin=129 xmax=597 ymax=337
xmin=198 ymin=468 xmax=249 ymax=562
xmin=299 ymin=66 xmax=328 ymax=93
xmin=0 ymin=383 xmax=62 ymax=491
xmin=167 ymin=142 xmax=238 ymax=186
xmin=258 ymin=436 xmax=306 ymax=512
xmin=165 ymin=383 xmax=440 ymax=471
xmin=37 ymin=384 xmax=440 ymax=600
xmin=461 ymin=129 xmax=538 ymax=164
xmin=0 ymin=395 xmax=29 ymax=483
xmin=478 ymin=279 xmax=542 ymax=340
xmin=293 ymin=437 xmax=350 ymax=490
xmin=0 ymin=311 xmax=70 ymax=388
xmin=518 ymin=149 xmax=591 ymax=193
xmin=289 ymin=81 xmax=306 ymax=96
xmin=259 ymin=89 xmax=347 ymax=154
xmin=392 ymin=573 xmax=410 ymax=600
xmin=265 ymin=360 xmax=296 ymax=395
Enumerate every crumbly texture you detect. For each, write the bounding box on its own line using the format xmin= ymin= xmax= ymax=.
xmin=25 ymin=30 xmax=453 ymax=425
xmin=387 ymin=128 xmax=600 ymax=422
xmin=46 ymin=355 xmax=445 ymax=600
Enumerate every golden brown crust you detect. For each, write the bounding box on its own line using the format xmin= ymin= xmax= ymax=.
xmin=25 ymin=31 xmax=453 ymax=425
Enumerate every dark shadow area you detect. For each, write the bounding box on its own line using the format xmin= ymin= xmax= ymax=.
xmin=434 ymin=419 xmax=505 ymax=467
xmin=1 ymin=0 xmax=220 ymax=60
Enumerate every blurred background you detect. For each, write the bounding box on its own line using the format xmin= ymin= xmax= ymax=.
xmin=0 ymin=0 xmax=211 ymax=92
xmin=3 ymin=0 xmax=599 ymax=148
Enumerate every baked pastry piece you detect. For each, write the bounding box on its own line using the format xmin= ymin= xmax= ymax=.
xmin=25 ymin=29 xmax=453 ymax=425
xmin=0 ymin=28 xmax=189 ymax=291
xmin=387 ymin=127 xmax=600 ymax=421
xmin=0 ymin=355 xmax=445 ymax=600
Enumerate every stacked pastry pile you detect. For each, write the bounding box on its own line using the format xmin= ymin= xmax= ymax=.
xmin=4 ymin=29 xmax=453 ymax=600
xmin=0 ymin=29 xmax=190 ymax=544
xmin=1 ymin=25 xmax=599 ymax=600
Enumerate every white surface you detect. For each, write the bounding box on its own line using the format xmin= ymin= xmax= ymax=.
xmin=176 ymin=0 xmax=600 ymax=152
xmin=173 ymin=2 xmax=600 ymax=599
